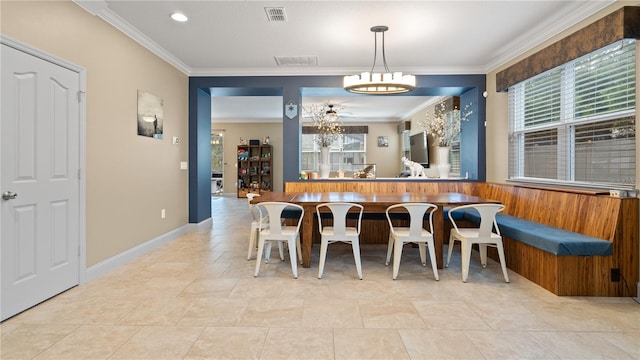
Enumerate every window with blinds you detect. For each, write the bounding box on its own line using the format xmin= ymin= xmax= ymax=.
xmin=301 ymin=134 xmax=367 ymax=172
xmin=449 ymin=140 xmax=461 ymax=176
xmin=508 ymin=39 xmax=636 ymax=187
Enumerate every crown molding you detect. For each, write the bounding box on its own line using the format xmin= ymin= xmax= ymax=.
xmin=484 ymin=0 xmax=616 ymax=73
xmin=73 ymin=0 xmax=192 ymax=75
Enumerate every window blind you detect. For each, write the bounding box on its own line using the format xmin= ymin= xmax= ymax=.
xmin=301 ymin=134 xmax=367 ymax=172
xmin=574 ymin=117 xmax=636 ymax=184
xmin=509 ymin=39 xmax=636 ymax=187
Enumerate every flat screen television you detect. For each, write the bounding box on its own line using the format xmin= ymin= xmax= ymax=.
xmin=409 ymin=131 xmax=429 ymax=168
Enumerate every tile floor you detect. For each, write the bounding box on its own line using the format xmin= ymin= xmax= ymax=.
xmin=1 ymin=195 xmax=638 ymax=359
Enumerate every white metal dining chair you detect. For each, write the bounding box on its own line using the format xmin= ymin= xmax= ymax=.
xmin=246 ymin=193 xmax=284 ymax=262
xmin=254 ymin=202 xmax=304 ymax=279
xmin=446 ymin=203 xmax=509 ymax=283
xmin=316 ymin=202 xmax=364 ymax=279
xmin=385 ymin=203 xmax=439 ymax=280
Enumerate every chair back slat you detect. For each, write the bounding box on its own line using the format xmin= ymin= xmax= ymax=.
xmin=407 ymin=204 xmax=437 ymax=236
xmin=475 ymin=204 xmax=504 ymax=237
xmin=386 ymin=203 xmax=437 ymax=236
xmin=258 ymin=201 xmax=304 ymax=236
xmin=316 ymin=202 xmax=364 ymax=236
xmin=448 ymin=203 xmax=505 ymax=237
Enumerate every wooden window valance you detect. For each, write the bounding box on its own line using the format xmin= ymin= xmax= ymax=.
xmin=496 ymin=6 xmax=640 ymax=92
xmin=302 ymin=125 xmax=368 ymax=134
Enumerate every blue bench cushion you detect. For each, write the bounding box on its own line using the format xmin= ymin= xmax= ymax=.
xmin=449 ymin=209 xmax=612 ymax=256
xmin=443 ymin=207 xmax=465 ymax=221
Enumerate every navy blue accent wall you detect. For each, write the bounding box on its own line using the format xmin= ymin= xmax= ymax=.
xmin=189 ymin=86 xmax=213 ymax=223
xmin=281 ymin=85 xmax=303 ymax=181
xmin=188 ymin=74 xmax=486 ymax=223
xmin=460 ymin=88 xmax=485 ymax=181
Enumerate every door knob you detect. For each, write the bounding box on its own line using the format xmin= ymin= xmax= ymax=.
xmin=2 ymin=191 xmax=18 ymax=200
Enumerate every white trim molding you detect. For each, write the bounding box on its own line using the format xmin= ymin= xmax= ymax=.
xmin=73 ymin=0 xmax=191 ymax=75
xmin=83 ymin=224 xmax=192 ymax=283
xmin=189 ymin=217 xmax=213 ymax=233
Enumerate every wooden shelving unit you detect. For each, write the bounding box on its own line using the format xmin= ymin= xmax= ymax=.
xmin=237 ymin=144 xmax=272 ymax=198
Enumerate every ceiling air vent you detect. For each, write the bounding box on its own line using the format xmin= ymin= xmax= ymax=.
xmin=265 ymin=7 xmax=287 ymax=22
xmin=274 ymin=56 xmax=319 ymax=67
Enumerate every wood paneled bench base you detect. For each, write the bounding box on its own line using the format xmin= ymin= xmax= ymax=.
xmin=501 ymin=237 xmax=619 ymax=296
xmin=447 ymin=208 xmax=616 ymax=296
xmin=478 ymin=183 xmax=638 ymax=297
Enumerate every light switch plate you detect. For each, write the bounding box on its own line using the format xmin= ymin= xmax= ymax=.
xmin=172 ymin=136 xmax=180 ymax=144
xmin=180 ymin=161 xmax=188 ymax=170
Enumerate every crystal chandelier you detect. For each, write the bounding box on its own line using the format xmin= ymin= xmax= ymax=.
xmin=343 ymin=26 xmax=416 ymax=95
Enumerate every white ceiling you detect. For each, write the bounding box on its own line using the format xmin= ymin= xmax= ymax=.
xmin=74 ymin=0 xmax=615 ymax=122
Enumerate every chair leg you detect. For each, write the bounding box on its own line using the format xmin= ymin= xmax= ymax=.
xmin=446 ymin=233 xmax=455 ymax=268
xmin=392 ymin=239 xmax=403 ymax=280
xmin=278 ymin=241 xmax=285 ymax=261
xmin=418 ymin=242 xmax=427 ymax=266
xmin=426 ymin=238 xmax=439 ymax=281
xmin=479 ymin=243 xmax=488 ymax=268
xmin=351 ymin=239 xmax=363 ymax=280
xmin=287 ymin=238 xmax=298 ymax=279
xmin=318 ymin=237 xmax=329 ymax=279
xmin=248 ymin=225 xmax=258 ymax=260
xmin=461 ymin=240 xmax=472 ymax=283
xmin=254 ymin=238 xmax=266 ymax=277
xmin=385 ymin=235 xmax=394 ymax=266
xmin=496 ymin=241 xmax=510 ymax=283
xmin=296 ymin=235 xmax=302 ymax=264
xmin=264 ymin=242 xmax=272 ymax=263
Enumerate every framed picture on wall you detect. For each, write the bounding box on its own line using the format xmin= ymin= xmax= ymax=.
xmin=377 ymin=136 xmax=389 ymax=147
xmin=137 ymin=90 xmax=164 ymax=139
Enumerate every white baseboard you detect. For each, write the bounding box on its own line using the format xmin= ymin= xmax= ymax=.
xmin=189 ymin=217 xmax=212 ymax=232
xmin=82 ymin=223 xmax=193 ymax=284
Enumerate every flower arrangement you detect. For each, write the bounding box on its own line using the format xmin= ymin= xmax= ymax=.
xmin=420 ymin=99 xmax=473 ymax=147
xmin=305 ymin=103 xmax=344 ymax=147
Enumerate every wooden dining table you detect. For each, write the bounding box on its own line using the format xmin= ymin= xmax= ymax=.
xmin=251 ymin=191 xmax=499 ymax=269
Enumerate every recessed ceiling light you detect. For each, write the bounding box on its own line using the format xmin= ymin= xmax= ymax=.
xmin=170 ymin=12 xmax=188 ymax=22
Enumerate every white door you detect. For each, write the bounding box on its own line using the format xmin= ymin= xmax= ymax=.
xmin=1 ymin=43 xmax=81 ymax=321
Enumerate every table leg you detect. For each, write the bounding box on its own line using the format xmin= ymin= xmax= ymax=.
xmin=301 ymin=206 xmax=314 ymax=268
xmin=433 ymin=206 xmax=444 ymax=269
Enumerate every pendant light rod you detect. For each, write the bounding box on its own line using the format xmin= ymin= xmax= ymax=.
xmin=369 ymin=25 xmax=390 ymax=74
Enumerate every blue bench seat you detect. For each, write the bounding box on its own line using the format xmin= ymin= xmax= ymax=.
xmin=448 ymin=208 xmax=612 ymax=256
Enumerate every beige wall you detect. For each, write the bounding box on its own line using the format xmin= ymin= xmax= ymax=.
xmin=213 ymin=122 xmax=284 ymax=193
xmin=365 ymin=122 xmax=402 ymax=178
xmin=1 ymin=1 xmax=189 ymax=267
xmin=485 ymin=77 xmax=510 ymax=183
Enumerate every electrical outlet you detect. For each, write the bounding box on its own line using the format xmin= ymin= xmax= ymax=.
xmin=161 ymin=209 xmax=166 ymax=219
xmin=610 ymin=268 xmax=620 ymax=282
